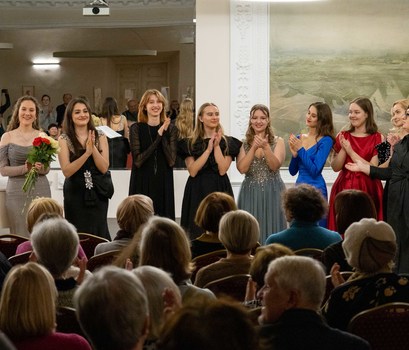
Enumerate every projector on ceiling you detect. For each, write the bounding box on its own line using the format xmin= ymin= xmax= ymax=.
xmin=83 ymin=0 xmax=109 ymax=16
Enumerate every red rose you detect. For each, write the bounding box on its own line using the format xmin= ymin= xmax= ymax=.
xmin=32 ymin=137 xmax=42 ymax=147
xmin=41 ymin=137 xmax=51 ymax=145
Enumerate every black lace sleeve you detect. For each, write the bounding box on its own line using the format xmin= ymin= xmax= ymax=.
xmin=161 ymin=123 xmax=177 ymax=167
xmin=129 ymin=123 xmax=162 ymax=168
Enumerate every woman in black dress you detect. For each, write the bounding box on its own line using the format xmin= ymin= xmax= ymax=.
xmin=178 ymin=102 xmax=242 ymax=239
xmin=128 ymin=89 xmax=177 ymax=219
xmin=59 ymin=97 xmax=111 ymax=240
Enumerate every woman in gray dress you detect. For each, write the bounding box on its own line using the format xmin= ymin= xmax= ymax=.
xmin=0 ymin=96 xmax=51 ymax=237
xmin=236 ymin=104 xmax=287 ymax=244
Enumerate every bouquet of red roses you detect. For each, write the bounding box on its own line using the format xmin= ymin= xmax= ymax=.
xmin=22 ymin=132 xmax=60 ymax=193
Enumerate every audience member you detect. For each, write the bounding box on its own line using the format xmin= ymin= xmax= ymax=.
xmin=123 ymin=98 xmax=139 ymax=128
xmin=321 ymin=190 xmax=377 ymax=273
xmin=0 ymin=95 xmax=51 ymax=237
xmin=157 ymin=298 xmax=258 ymax=350
xmin=0 ymin=252 xmax=11 ymax=291
xmin=258 ymin=256 xmax=370 ymax=349
xmin=95 ymin=194 xmax=154 ymax=255
xmin=237 ymin=103 xmax=287 ymax=242
xmin=0 ymin=262 xmax=91 ymax=350
xmin=56 ymin=93 xmax=72 ymax=127
xmin=38 ymin=94 xmax=57 ymax=131
xmin=322 ymin=218 xmax=409 ymax=331
xmin=191 ymin=191 xmax=237 ymax=258
xmin=31 ymin=217 xmax=88 ymax=307
xmin=74 ymin=266 xmax=149 ymax=350
xmin=194 ymin=210 xmax=259 ymax=288
xmin=139 ymin=216 xmax=215 ymax=303
xmin=47 ymin=122 xmax=59 ymax=140
xmin=265 ymin=184 xmax=341 ymax=249
xmin=178 ymin=102 xmax=242 ymax=238
xmin=167 ymin=99 xmax=180 ymax=120
xmin=133 ymin=265 xmax=182 ymax=349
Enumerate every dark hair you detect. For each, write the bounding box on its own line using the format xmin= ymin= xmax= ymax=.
xmin=309 ymin=102 xmax=335 ymax=143
xmin=47 ymin=123 xmax=58 ymax=130
xmin=194 ymin=192 xmax=237 ymax=233
xmin=62 ymin=97 xmax=99 ymax=157
xmin=283 ymin=184 xmax=327 ymax=222
xmin=101 ymin=97 xmax=120 ymax=127
xmin=334 ymin=190 xmax=377 ymax=235
xmin=347 ymin=97 xmax=378 ymax=134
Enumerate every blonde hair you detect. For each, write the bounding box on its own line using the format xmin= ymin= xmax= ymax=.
xmin=26 ymin=197 xmax=64 ymax=233
xmin=138 ymin=89 xmax=167 ymax=123
xmin=218 ymin=210 xmax=260 ymax=254
xmin=0 ymin=262 xmax=57 ymax=340
xmin=390 ymin=99 xmax=409 ymax=133
xmin=175 ymin=98 xmax=194 ymax=140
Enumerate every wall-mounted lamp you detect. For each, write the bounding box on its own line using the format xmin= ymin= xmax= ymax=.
xmin=32 ymin=59 xmax=60 ymax=69
xmin=0 ymin=43 xmax=13 ymax=50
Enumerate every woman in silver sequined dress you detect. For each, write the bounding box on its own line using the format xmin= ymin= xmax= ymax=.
xmin=237 ymin=104 xmax=287 ymax=244
xmin=0 ymin=96 xmax=51 ymax=237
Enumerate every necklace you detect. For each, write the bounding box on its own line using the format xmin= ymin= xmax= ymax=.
xmin=148 ymin=125 xmax=158 ymax=175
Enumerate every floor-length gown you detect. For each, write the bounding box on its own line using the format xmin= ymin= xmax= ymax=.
xmin=238 ymin=137 xmax=287 ymax=244
xmin=327 ymin=131 xmax=383 ymax=231
xmin=289 ymin=135 xmax=333 ymax=227
xmin=0 ymin=144 xmax=51 ymax=237
xmin=61 ymin=134 xmax=111 ymax=240
xmin=128 ymin=122 xmax=177 ymax=220
xmin=178 ymin=136 xmax=242 ymax=239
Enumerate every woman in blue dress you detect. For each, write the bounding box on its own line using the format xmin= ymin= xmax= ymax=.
xmin=288 ymin=102 xmax=335 ymax=227
xmin=237 ymin=104 xmax=287 ymax=243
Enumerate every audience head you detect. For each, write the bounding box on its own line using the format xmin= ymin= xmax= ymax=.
xmin=26 ymin=197 xmax=63 ymax=233
xmin=62 ymin=93 xmax=72 ymax=105
xmin=8 ymin=95 xmax=40 ymax=131
xmin=138 ymin=89 xmax=167 ymax=123
xmin=74 ymin=266 xmax=149 ymax=350
xmin=308 ymin=102 xmax=335 ymax=141
xmin=133 ymin=266 xmax=182 ymax=341
xmin=127 ymin=99 xmax=138 ymax=113
xmin=157 ymin=298 xmax=258 ymax=350
xmin=31 ymin=217 xmax=79 ymax=278
xmin=0 ymin=262 xmax=57 ymax=340
xmin=348 ymin=97 xmax=378 ymax=134
xmin=41 ymin=94 xmax=51 ymax=106
xmin=245 ymin=104 xmax=275 ymax=144
xmin=258 ymin=256 xmax=326 ymax=324
xmin=116 ymin=195 xmax=154 ymax=239
xmin=334 ymin=189 xmax=377 ymax=235
xmin=250 ymin=243 xmax=294 ymax=289
xmin=218 ymin=210 xmax=259 ymax=254
xmin=194 ymin=192 xmax=237 ymax=234
xmin=283 ymin=184 xmax=327 ymax=223
xmin=139 ymin=217 xmax=193 ymax=284
xmin=343 ymin=218 xmax=396 ymax=273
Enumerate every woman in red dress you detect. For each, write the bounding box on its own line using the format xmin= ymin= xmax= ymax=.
xmin=327 ymin=97 xmax=383 ymax=231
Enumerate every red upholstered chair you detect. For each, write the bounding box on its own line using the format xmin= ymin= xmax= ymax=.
xmin=56 ymin=306 xmax=86 ymax=338
xmin=322 ymin=271 xmax=354 ymax=306
xmin=8 ymin=251 xmax=31 ymax=266
xmin=294 ymin=248 xmax=323 ymax=261
xmin=78 ymin=232 xmax=109 ymax=259
xmin=0 ymin=234 xmax=29 ymax=258
xmin=86 ymin=250 xmax=120 ymax=272
xmin=203 ymin=274 xmax=251 ymax=301
xmin=191 ymin=249 xmax=227 ymax=284
xmin=348 ymin=302 xmax=409 ymax=350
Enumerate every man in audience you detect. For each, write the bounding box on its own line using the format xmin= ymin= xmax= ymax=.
xmin=123 ymin=98 xmax=138 ymax=128
xmin=74 ymin=266 xmax=149 ymax=350
xmin=56 ymin=93 xmax=72 ymax=127
xmin=257 ymin=255 xmax=370 ymax=349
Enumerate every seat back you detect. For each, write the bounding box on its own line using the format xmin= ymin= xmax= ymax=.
xmin=203 ymin=274 xmax=251 ymax=301
xmin=323 ymin=271 xmax=354 ymax=306
xmin=0 ymin=234 xmax=29 ymax=258
xmin=78 ymin=232 xmax=109 ymax=259
xmin=294 ymin=248 xmax=323 ymax=261
xmin=86 ymin=250 xmax=120 ymax=272
xmin=56 ymin=306 xmax=85 ymax=337
xmin=191 ymin=249 xmax=227 ymax=283
xmin=348 ymin=302 xmax=409 ymax=350
xmin=8 ymin=251 xmax=32 ymax=266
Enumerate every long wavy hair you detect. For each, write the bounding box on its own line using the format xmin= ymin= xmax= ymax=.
xmin=309 ymin=102 xmax=335 ymax=143
xmin=138 ymin=89 xmax=167 ymax=124
xmin=189 ymin=102 xmax=228 ymax=155
xmin=346 ymin=97 xmax=378 ymax=134
xmin=7 ymin=95 xmax=40 ymax=131
xmin=175 ymin=98 xmax=194 ymax=140
xmin=244 ymin=104 xmax=275 ymax=146
xmin=62 ymin=97 xmax=99 ymax=157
